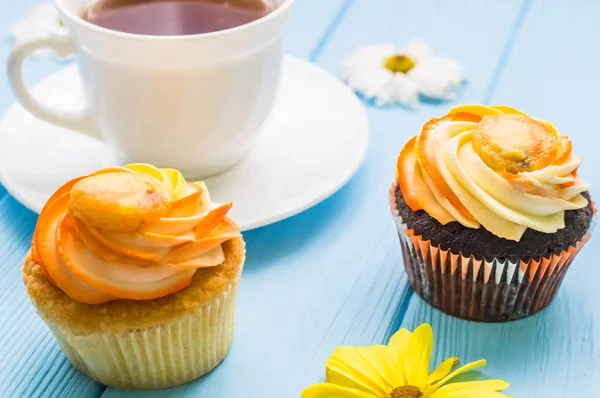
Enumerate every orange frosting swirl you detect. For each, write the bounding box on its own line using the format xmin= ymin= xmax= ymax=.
xmin=31 ymin=164 xmax=241 ymax=304
xmin=396 ymin=105 xmax=589 ymax=242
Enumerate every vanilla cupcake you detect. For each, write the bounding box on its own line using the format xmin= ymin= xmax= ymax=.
xmin=391 ymin=105 xmax=594 ymax=322
xmin=22 ymin=164 xmax=245 ymax=389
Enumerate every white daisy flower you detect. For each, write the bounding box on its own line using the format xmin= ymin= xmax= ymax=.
xmin=343 ymin=38 xmax=467 ymax=108
xmin=10 ymin=4 xmax=68 ymax=58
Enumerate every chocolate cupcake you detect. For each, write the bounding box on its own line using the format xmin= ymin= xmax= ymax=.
xmin=391 ymin=105 xmax=594 ymax=322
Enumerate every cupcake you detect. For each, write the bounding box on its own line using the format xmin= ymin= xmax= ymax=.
xmin=391 ymin=105 xmax=594 ymax=322
xmin=22 ymin=164 xmax=245 ymax=389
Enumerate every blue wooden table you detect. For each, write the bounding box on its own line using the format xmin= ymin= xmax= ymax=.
xmin=1 ymin=1 xmax=599 ymax=397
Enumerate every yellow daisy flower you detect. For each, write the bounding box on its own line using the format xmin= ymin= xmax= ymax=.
xmin=302 ymin=323 xmax=512 ymax=398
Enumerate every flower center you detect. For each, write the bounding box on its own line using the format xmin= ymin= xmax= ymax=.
xmin=384 ymin=55 xmax=415 ymax=73
xmin=389 ymin=385 xmax=423 ymax=398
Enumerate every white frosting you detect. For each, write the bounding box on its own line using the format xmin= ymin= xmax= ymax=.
xmin=399 ymin=106 xmax=590 ymax=241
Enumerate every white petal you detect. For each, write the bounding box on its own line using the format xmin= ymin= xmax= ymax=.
xmin=402 ymin=38 xmax=436 ymax=63
xmin=10 ymin=4 xmax=68 ymax=57
xmin=372 ymin=73 xmax=419 ymax=108
xmin=346 ymin=66 xmax=394 ymax=100
xmin=432 ymin=57 xmax=468 ymax=84
xmin=344 ymin=44 xmax=396 ymax=76
xmin=389 ymin=73 xmax=420 ymax=108
xmin=374 ymin=75 xmax=405 ymax=106
xmin=11 ymin=5 xmax=65 ymax=37
xmin=374 ymin=91 xmax=395 ymax=107
xmin=408 ymin=56 xmax=467 ymax=100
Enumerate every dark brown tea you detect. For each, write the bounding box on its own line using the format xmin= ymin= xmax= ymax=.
xmin=82 ymin=0 xmax=272 ymax=36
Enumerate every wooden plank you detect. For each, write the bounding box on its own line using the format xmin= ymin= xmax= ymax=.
xmin=0 ymin=196 xmax=105 ymax=397
xmin=103 ymin=1 xmax=525 ymax=397
xmin=283 ymin=0 xmax=350 ymax=60
xmin=0 ymin=2 xmax=104 ymax=396
xmin=399 ymin=0 xmax=600 ymax=396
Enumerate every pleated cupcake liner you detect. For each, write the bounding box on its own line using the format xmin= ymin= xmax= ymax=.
xmin=46 ymin=281 xmax=240 ymax=390
xmin=389 ymin=182 xmax=595 ymax=322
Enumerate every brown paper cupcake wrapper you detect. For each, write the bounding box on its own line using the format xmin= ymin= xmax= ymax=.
xmin=46 ymin=281 xmax=239 ymax=390
xmin=389 ymin=182 xmax=594 ymax=322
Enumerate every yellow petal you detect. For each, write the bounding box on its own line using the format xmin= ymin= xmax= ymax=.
xmin=428 ymin=359 xmax=487 ymax=392
xmin=432 ymin=387 xmax=511 ymax=398
xmin=355 ymin=346 xmax=401 ymax=388
xmin=427 ymin=357 xmax=459 ymax=384
xmin=387 ymin=328 xmax=411 ymax=385
xmin=326 ymin=357 xmax=383 ymax=395
xmin=434 ymin=380 xmax=510 ymax=395
xmin=388 ymin=328 xmax=411 ymax=352
xmin=404 ymin=323 xmax=433 ymax=386
xmin=326 ymin=345 xmax=398 ymax=395
xmin=302 ymin=383 xmax=379 ymax=398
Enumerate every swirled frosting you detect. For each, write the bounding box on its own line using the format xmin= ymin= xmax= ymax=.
xmin=396 ymin=105 xmax=589 ymax=241
xmin=31 ymin=164 xmax=241 ymax=304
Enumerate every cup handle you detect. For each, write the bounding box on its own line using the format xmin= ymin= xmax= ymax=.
xmin=7 ymin=35 xmax=103 ymax=141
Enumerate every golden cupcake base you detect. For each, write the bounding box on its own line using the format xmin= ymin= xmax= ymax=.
xmin=22 ymin=238 xmax=245 ymax=390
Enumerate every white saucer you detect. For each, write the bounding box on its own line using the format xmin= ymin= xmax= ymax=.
xmin=0 ymin=56 xmax=369 ymax=231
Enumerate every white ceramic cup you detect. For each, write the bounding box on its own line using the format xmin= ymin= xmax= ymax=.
xmin=8 ymin=0 xmax=292 ymax=178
